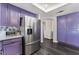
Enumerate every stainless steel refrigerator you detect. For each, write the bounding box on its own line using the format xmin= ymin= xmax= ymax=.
xmin=21 ymin=16 xmax=41 ymax=55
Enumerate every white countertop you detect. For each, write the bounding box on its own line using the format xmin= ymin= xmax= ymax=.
xmin=0 ymin=35 xmax=23 ymax=41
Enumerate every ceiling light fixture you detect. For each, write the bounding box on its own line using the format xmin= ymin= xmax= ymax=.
xmin=44 ymin=4 xmax=48 ymax=10
xmin=32 ymin=3 xmax=67 ymax=13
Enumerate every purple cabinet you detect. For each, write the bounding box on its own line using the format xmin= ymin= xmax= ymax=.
xmin=0 ymin=4 xmax=10 ymax=26
xmin=3 ymin=42 xmax=22 ymax=55
xmin=0 ymin=3 xmax=21 ymax=27
xmin=0 ymin=4 xmax=1 ymax=25
xmin=8 ymin=4 xmax=20 ymax=27
xmin=0 ymin=3 xmax=37 ymax=27
xmin=20 ymin=9 xmax=37 ymax=17
xmin=13 ymin=7 xmax=20 ymax=27
xmin=1 ymin=4 xmax=8 ymax=26
xmin=3 ymin=38 xmax=22 ymax=55
xmin=0 ymin=42 xmax=2 ymax=51
xmin=0 ymin=41 xmax=2 ymax=55
xmin=57 ymin=12 xmax=79 ymax=48
xmin=57 ymin=16 xmax=67 ymax=43
xmin=66 ymin=13 xmax=79 ymax=47
xmin=20 ymin=10 xmax=26 ymax=17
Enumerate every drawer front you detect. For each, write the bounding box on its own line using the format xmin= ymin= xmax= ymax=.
xmin=3 ymin=38 xmax=22 ymax=45
xmin=25 ymin=45 xmax=31 ymax=55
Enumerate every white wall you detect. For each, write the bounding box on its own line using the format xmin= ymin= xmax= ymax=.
xmin=43 ymin=20 xmax=53 ymax=39
xmin=53 ymin=17 xmax=58 ymax=43
xmin=41 ymin=20 xmax=53 ymax=39
xmin=40 ymin=17 xmax=58 ymax=43
xmin=40 ymin=20 xmax=44 ymax=43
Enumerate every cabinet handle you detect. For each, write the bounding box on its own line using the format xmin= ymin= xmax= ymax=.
xmin=20 ymin=17 xmax=23 ymax=26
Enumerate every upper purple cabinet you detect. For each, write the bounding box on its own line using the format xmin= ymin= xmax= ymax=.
xmin=8 ymin=4 xmax=20 ymax=27
xmin=0 ymin=3 xmax=20 ymax=27
xmin=20 ymin=10 xmax=25 ymax=17
xmin=0 ymin=4 xmax=1 ymax=25
xmin=20 ymin=9 xmax=37 ymax=18
xmin=1 ymin=4 xmax=8 ymax=26
xmin=57 ymin=16 xmax=67 ymax=43
xmin=0 ymin=3 xmax=37 ymax=27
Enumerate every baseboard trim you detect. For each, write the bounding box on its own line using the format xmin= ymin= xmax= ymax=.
xmin=58 ymin=42 xmax=79 ymax=50
xmin=44 ymin=38 xmax=53 ymax=40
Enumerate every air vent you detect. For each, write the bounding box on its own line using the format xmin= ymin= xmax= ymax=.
xmin=57 ymin=10 xmax=64 ymax=13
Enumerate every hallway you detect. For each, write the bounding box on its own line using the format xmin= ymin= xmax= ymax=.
xmin=33 ymin=39 xmax=79 ymax=55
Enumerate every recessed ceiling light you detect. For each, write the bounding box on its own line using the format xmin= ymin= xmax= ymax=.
xmin=44 ymin=4 xmax=48 ymax=9
xmin=32 ymin=3 xmax=67 ymax=13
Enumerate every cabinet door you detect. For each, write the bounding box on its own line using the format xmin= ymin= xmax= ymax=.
xmin=0 ymin=41 xmax=2 ymax=51
xmin=57 ymin=16 xmax=67 ymax=43
xmin=3 ymin=38 xmax=22 ymax=55
xmin=20 ymin=10 xmax=26 ymax=17
xmin=1 ymin=4 xmax=8 ymax=26
xmin=0 ymin=41 xmax=2 ymax=55
xmin=0 ymin=4 xmax=1 ymax=25
xmin=3 ymin=42 xmax=22 ymax=55
xmin=8 ymin=5 xmax=20 ymax=27
xmin=14 ymin=7 xmax=20 ymax=27
xmin=66 ymin=13 xmax=79 ymax=47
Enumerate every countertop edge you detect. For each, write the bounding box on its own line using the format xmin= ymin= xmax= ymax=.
xmin=0 ymin=35 xmax=23 ymax=41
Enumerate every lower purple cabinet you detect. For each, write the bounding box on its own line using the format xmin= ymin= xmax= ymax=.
xmin=3 ymin=38 xmax=22 ymax=55
xmin=0 ymin=42 xmax=2 ymax=55
xmin=0 ymin=4 xmax=1 ymax=25
xmin=3 ymin=42 xmax=22 ymax=55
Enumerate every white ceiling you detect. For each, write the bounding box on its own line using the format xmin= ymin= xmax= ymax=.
xmin=32 ymin=3 xmax=67 ymax=12
xmin=11 ymin=3 xmax=79 ymax=20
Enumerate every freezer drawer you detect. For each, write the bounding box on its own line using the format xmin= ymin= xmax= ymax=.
xmin=25 ymin=35 xmax=33 ymax=44
xmin=31 ymin=41 xmax=40 ymax=54
xmin=25 ymin=45 xmax=31 ymax=55
xmin=25 ymin=41 xmax=40 ymax=55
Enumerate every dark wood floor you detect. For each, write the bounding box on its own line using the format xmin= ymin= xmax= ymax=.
xmin=33 ymin=39 xmax=79 ymax=55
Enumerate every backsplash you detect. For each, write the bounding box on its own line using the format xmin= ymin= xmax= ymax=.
xmin=0 ymin=26 xmax=21 ymax=37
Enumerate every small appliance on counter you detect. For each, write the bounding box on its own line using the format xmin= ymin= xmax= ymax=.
xmin=0 ymin=26 xmax=6 ymax=37
xmin=0 ymin=26 xmax=21 ymax=38
xmin=6 ymin=27 xmax=21 ymax=36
